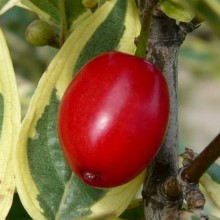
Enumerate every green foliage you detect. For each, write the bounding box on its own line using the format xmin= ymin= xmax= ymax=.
xmin=13 ymin=1 xmax=143 ymax=219
xmin=27 ymin=90 xmax=106 ymax=219
xmin=0 ymin=7 xmax=56 ymax=82
xmin=73 ymin=0 xmax=127 ymax=74
xmin=179 ymin=24 xmax=220 ymax=79
xmin=20 ymin=0 xmax=86 ymax=27
xmin=186 ymin=0 xmax=220 ymax=37
xmin=162 ymin=0 xmax=220 ymax=38
xmin=160 ymin=0 xmax=194 ymax=22
xmin=120 ymin=205 xmax=144 ymax=220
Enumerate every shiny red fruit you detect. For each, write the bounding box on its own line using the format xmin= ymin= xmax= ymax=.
xmin=58 ymin=51 xmax=170 ymax=188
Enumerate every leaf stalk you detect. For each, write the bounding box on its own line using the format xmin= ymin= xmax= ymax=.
xmin=135 ymin=0 xmax=159 ymax=59
xmin=59 ymin=1 xmax=68 ymax=46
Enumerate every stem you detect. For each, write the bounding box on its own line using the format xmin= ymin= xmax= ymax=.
xmin=182 ymin=133 xmax=220 ymax=183
xmin=48 ymin=34 xmax=61 ymax=49
xmin=135 ymin=0 xmax=159 ymax=58
xmin=141 ymin=12 xmax=203 ymax=219
xmin=143 ymin=12 xmax=181 ymax=219
xmin=59 ymin=1 xmax=68 ymax=46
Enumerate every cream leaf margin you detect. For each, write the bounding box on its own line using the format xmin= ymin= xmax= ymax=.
xmin=0 ymin=29 xmax=21 ymax=220
xmin=14 ymin=0 xmax=143 ymax=219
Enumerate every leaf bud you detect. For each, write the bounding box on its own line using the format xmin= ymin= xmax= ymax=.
xmin=25 ymin=20 xmax=58 ymax=47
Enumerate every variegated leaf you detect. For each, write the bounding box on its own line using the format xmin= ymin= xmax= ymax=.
xmin=0 ymin=29 xmax=21 ymax=219
xmin=14 ymin=1 xmax=143 ymax=219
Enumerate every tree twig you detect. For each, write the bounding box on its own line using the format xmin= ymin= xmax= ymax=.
xmin=182 ymin=133 xmax=220 ymax=183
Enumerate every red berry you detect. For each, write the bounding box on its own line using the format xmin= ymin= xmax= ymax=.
xmin=58 ymin=51 xmax=170 ymax=188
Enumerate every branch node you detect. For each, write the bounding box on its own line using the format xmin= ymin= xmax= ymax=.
xmin=182 ymin=148 xmax=197 ymax=167
xmin=161 ymin=176 xmax=182 ymax=201
xmin=184 ymin=185 xmax=205 ymax=210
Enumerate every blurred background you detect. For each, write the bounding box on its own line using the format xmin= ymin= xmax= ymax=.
xmin=178 ymin=24 xmax=220 ymax=154
xmin=0 ymin=6 xmax=219 ymax=219
xmin=0 ymin=6 xmax=57 ymax=117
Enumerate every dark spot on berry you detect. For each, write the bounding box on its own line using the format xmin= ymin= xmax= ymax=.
xmin=82 ymin=170 xmax=100 ymax=183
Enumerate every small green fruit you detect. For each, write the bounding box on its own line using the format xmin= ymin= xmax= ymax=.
xmin=25 ymin=20 xmax=57 ymax=47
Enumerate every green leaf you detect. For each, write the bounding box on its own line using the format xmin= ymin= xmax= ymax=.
xmin=164 ymin=0 xmax=220 ymax=37
xmin=160 ymin=0 xmax=194 ymax=22
xmin=73 ymin=0 xmax=127 ymax=74
xmin=6 ymin=193 xmax=32 ymax=220
xmin=0 ymin=0 xmax=18 ymax=15
xmin=120 ymin=204 xmax=144 ymax=220
xmin=27 ymin=89 xmax=107 ymax=219
xmin=0 ymin=28 xmax=21 ymax=219
xmin=20 ymin=0 xmax=88 ymax=30
xmin=15 ymin=1 xmax=142 ymax=219
xmin=65 ymin=0 xmax=87 ymax=29
xmin=187 ymin=0 xmax=220 ymax=37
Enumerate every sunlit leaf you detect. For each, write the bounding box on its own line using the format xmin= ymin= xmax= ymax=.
xmin=160 ymin=0 xmax=194 ymax=22
xmin=0 ymin=29 xmax=21 ymax=219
